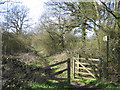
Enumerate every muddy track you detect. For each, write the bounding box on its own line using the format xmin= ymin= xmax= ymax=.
xmin=71 ymin=81 xmax=96 ymax=89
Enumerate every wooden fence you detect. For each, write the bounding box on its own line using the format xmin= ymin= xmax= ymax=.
xmin=45 ymin=58 xmax=71 ymax=83
xmin=44 ymin=57 xmax=102 ymax=83
xmin=73 ymin=57 xmax=102 ymax=80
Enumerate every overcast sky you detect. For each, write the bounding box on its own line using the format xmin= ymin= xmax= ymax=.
xmin=0 ymin=0 xmax=49 ymax=23
xmin=0 ymin=0 xmax=95 ymax=37
xmin=21 ymin=0 xmax=49 ymax=22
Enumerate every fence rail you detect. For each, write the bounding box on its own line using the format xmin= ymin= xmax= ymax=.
xmin=45 ymin=58 xmax=71 ymax=83
xmin=73 ymin=57 xmax=101 ymax=80
xmin=45 ymin=59 xmax=69 ymax=69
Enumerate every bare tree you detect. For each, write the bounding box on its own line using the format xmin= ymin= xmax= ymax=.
xmin=3 ymin=4 xmax=31 ymax=34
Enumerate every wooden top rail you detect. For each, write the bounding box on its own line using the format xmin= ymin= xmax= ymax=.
xmin=45 ymin=59 xmax=69 ymax=69
xmin=75 ymin=62 xmax=98 ymax=66
xmin=73 ymin=57 xmax=102 ymax=61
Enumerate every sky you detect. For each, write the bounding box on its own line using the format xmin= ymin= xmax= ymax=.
xmin=21 ymin=0 xmax=49 ymax=22
xmin=0 ymin=0 xmax=95 ymax=37
xmin=0 ymin=0 xmax=49 ymax=23
xmin=10 ymin=0 xmax=102 ymax=23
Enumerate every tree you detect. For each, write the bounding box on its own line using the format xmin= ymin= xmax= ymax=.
xmin=1 ymin=4 xmax=32 ymax=54
xmin=32 ymin=2 xmax=79 ymax=55
xmin=3 ymin=4 xmax=31 ymax=34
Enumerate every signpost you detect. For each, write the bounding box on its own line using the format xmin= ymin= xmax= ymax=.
xmin=103 ymin=35 xmax=109 ymax=80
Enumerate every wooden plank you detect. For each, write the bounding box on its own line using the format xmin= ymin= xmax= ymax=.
xmin=75 ymin=67 xmax=98 ymax=71
xmin=75 ymin=67 xmax=92 ymax=70
xmin=74 ymin=57 xmax=101 ymax=62
xmin=78 ymin=62 xmax=96 ymax=78
xmin=52 ymin=68 xmax=67 ymax=76
xmin=76 ymin=72 xmax=93 ymax=75
xmin=75 ymin=62 xmax=98 ymax=66
xmin=78 ymin=58 xmax=86 ymax=60
xmin=51 ymin=78 xmax=67 ymax=80
xmin=75 ymin=76 xmax=96 ymax=80
xmin=76 ymin=62 xmax=90 ymax=65
xmin=88 ymin=58 xmax=101 ymax=61
xmin=45 ymin=59 xmax=68 ymax=68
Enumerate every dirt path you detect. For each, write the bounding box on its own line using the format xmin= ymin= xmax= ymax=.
xmin=71 ymin=81 xmax=95 ymax=88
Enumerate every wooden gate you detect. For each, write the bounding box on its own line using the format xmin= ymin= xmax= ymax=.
xmin=73 ymin=57 xmax=101 ymax=80
xmin=45 ymin=58 xmax=71 ymax=83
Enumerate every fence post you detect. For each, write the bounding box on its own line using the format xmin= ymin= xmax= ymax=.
xmin=67 ymin=58 xmax=70 ymax=84
xmin=99 ymin=59 xmax=102 ymax=79
xmin=73 ymin=59 xmax=75 ymax=79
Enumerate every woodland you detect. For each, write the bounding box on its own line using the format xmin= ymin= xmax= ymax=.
xmin=0 ymin=0 xmax=120 ymax=89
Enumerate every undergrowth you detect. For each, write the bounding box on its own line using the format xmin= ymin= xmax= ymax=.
xmin=29 ymin=81 xmax=76 ymax=89
xmin=88 ymin=80 xmax=120 ymax=88
xmin=76 ymin=78 xmax=120 ymax=89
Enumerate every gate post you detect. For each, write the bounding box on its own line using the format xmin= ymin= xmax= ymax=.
xmin=73 ymin=59 xmax=75 ymax=79
xmin=67 ymin=58 xmax=71 ymax=84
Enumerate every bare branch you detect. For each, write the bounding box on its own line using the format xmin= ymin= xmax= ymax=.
xmin=99 ymin=0 xmax=120 ymax=20
xmin=0 ymin=1 xmax=7 ymax=4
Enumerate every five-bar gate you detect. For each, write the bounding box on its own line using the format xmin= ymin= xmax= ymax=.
xmin=73 ymin=57 xmax=101 ymax=80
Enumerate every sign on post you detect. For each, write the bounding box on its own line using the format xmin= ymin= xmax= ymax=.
xmin=103 ymin=36 xmax=108 ymax=41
